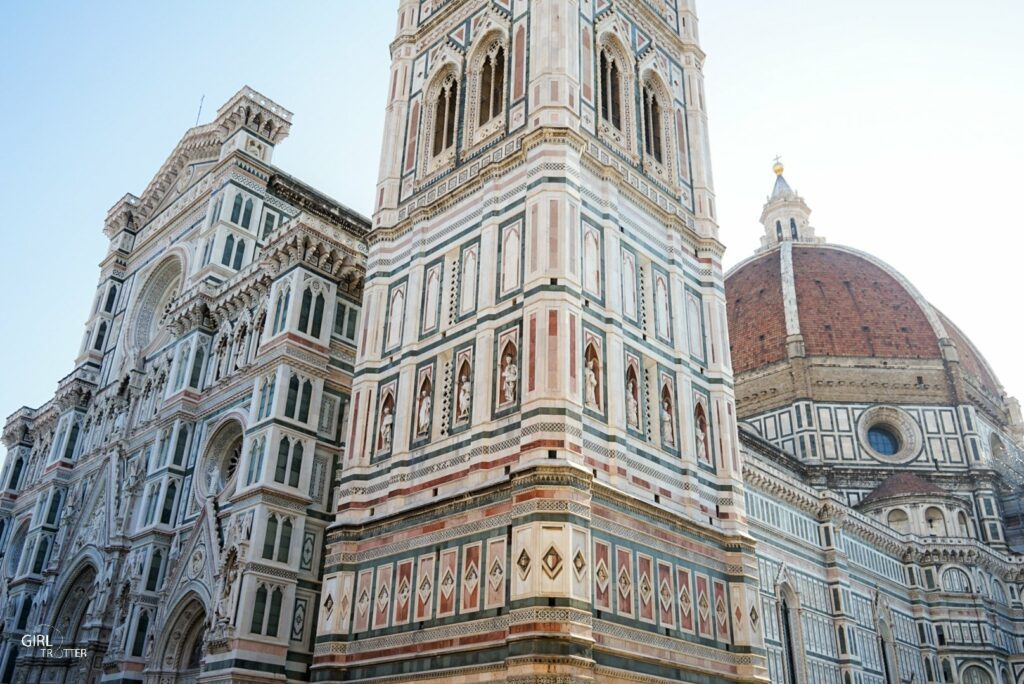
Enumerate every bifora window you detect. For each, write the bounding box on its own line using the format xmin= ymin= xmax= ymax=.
xmin=868 ymin=425 xmax=901 ymax=456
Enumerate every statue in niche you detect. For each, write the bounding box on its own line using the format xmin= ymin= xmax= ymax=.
xmin=661 ymin=398 xmax=675 ymax=446
xmin=457 ymin=371 xmax=472 ymax=421
xmin=416 ymin=389 xmax=432 ymax=436
xmin=380 ymin=405 xmax=394 ymax=451
xmin=125 ymin=456 xmax=143 ymax=494
xmin=696 ymin=416 xmax=708 ymax=464
xmin=501 ymin=353 xmax=518 ymax=405
xmin=657 ymin=279 xmax=670 ymax=338
xmin=585 ymin=359 xmax=599 ymax=409
xmin=626 ymin=379 xmax=640 ymax=429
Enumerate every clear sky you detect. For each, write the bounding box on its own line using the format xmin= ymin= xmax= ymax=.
xmin=1 ymin=1 xmax=1021 ymax=463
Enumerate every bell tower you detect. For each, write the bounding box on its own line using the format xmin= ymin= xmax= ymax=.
xmin=316 ymin=1 xmax=767 ymax=682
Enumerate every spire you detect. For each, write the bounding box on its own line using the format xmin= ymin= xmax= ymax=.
xmin=756 ymin=159 xmax=823 ymax=253
xmin=769 ymin=157 xmax=796 ymax=201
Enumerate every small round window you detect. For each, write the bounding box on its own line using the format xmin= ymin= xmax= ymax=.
xmin=868 ymin=425 xmax=901 ymax=456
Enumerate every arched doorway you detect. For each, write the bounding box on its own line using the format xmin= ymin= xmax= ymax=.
xmin=154 ymin=596 xmax=207 ymax=684
xmin=52 ymin=564 xmax=98 ymax=648
xmin=45 ymin=563 xmax=99 ymax=684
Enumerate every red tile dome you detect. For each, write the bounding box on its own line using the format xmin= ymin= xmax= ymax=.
xmin=726 ymin=243 xmax=1004 ymax=401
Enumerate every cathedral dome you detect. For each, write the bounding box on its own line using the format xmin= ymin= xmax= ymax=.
xmin=725 ymin=167 xmax=1010 ymax=424
xmin=728 ymin=243 xmax=946 ymax=371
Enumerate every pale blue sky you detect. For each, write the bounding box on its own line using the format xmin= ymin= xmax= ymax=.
xmin=1 ymin=1 xmax=1022 ymax=460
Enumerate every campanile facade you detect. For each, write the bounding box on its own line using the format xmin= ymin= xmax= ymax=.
xmin=315 ymin=1 xmax=767 ymax=681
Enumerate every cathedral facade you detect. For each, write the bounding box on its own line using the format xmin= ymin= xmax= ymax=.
xmin=0 ymin=88 xmax=368 ymax=683
xmin=2 ymin=1 xmax=1024 ymax=684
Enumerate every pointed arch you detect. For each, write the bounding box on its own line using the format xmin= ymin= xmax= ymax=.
xmin=421 ymin=61 xmax=462 ymax=173
xmin=48 ymin=559 xmax=99 ymax=647
xmin=638 ymin=67 xmax=678 ymax=182
xmin=775 ymin=579 xmax=807 ymax=684
xmin=230 ymin=194 xmax=243 ymax=224
xmin=232 ymin=238 xmax=246 ymax=269
xmin=153 ymin=591 xmax=208 ymax=677
xmin=595 ymin=30 xmax=636 ymax=151
xmin=241 ymin=198 xmax=254 ymax=229
xmin=466 ymin=28 xmax=509 ymax=145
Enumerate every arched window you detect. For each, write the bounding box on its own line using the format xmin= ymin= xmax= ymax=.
xmin=925 ymin=507 xmax=947 ymax=535
xmin=189 ymin=346 xmax=205 ymax=389
xmin=599 ymin=48 xmax=622 ymax=130
xmin=31 ymin=537 xmax=49 ymax=574
xmin=210 ymin=196 xmax=223 ymax=225
xmin=63 ymin=422 xmax=80 ymax=460
xmin=250 ymin=585 xmax=268 ymax=633
xmin=246 ymin=438 xmax=264 ymax=485
xmin=272 ymin=288 xmax=290 ymax=335
xmin=962 ymin=666 xmax=995 ymax=684
xmin=275 ymin=437 xmax=290 ymax=484
xmin=146 ymin=550 xmax=163 ymax=591
xmin=277 ymin=520 xmax=292 ymax=563
xmin=642 ymin=84 xmax=663 ymax=163
xmin=241 ymin=199 xmax=253 ymax=229
xmin=431 ymin=73 xmax=458 ymax=157
xmin=45 ymin=491 xmax=62 ymax=525
xmin=790 ymin=217 xmax=798 ymax=238
xmin=298 ymin=380 xmax=313 ymax=423
xmin=230 ymin=194 xmax=243 ymax=224
xmin=289 ymin=442 xmax=303 ymax=488
xmin=267 ymin=587 xmax=283 ymax=637
xmin=232 ymin=239 xmax=245 ymax=270
xmin=477 ymin=41 xmax=505 ymax=126
xmin=222 ymin=234 xmax=235 ymax=266
xmin=142 ymin=484 xmax=159 ymax=526
xmin=941 ymin=566 xmax=972 ymax=593
xmin=780 ymin=595 xmax=801 ymax=683
xmin=311 ymin=293 xmax=325 ymax=338
xmin=285 ymin=375 xmax=300 ymax=418
xmin=886 ymin=509 xmax=909 ymax=534
xmin=263 ymin=516 xmax=278 ymax=560
xmin=159 ymin=482 xmax=177 ymax=525
xmin=258 ymin=377 xmax=275 ymax=419
xmin=7 ymin=457 xmax=24 ymax=490
xmin=104 ymin=285 xmax=118 ymax=313
xmin=298 ymin=288 xmax=313 ymax=332
xmin=16 ymin=594 xmax=31 ymax=629
xmin=131 ymin=611 xmax=149 ymax=656
xmin=877 ymin=621 xmax=897 ymax=684
xmin=956 ymin=510 xmax=971 ymax=537
xmin=5 ymin=524 xmax=27 ymax=576
xmin=993 ymin=579 xmax=1008 ymax=605
xmin=172 ymin=427 xmax=189 ymax=466
xmin=775 ymin=220 xmax=783 ymax=241
xmin=261 ymin=211 xmax=277 ymax=239
xmin=94 ymin=321 xmax=108 ymax=351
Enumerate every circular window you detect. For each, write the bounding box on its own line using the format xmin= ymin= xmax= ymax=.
xmin=868 ymin=425 xmax=901 ymax=455
xmin=857 ymin=405 xmax=923 ymax=464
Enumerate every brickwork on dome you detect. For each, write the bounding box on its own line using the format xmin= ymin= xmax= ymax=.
xmin=939 ymin=311 xmax=1002 ymax=399
xmin=726 ymin=252 xmax=787 ymax=374
xmin=792 ymin=246 xmax=941 ymax=360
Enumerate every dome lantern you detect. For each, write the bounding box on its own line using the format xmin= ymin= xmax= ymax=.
xmin=758 ymin=161 xmax=824 ymax=253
